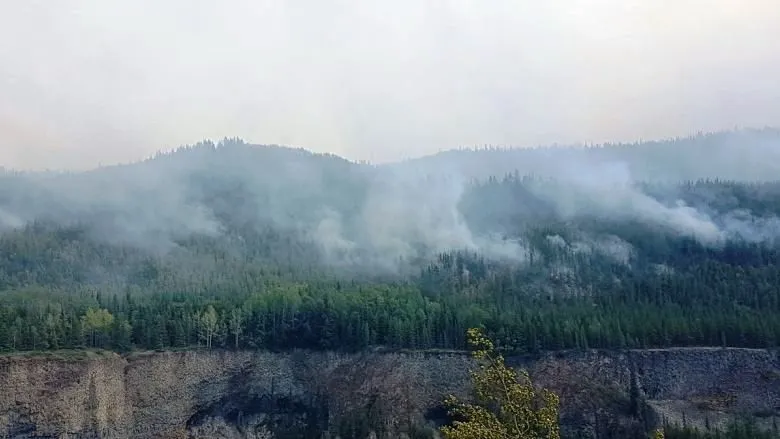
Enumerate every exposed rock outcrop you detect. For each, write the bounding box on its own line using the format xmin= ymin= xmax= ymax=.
xmin=0 ymin=348 xmax=778 ymax=438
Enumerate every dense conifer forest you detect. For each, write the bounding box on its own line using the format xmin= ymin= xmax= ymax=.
xmin=663 ymin=421 xmax=779 ymax=439
xmin=1 ymin=131 xmax=780 ymax=355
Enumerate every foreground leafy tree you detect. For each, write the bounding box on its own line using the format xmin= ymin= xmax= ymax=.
xmin=441 ymin=328 xmax=560 ymax=439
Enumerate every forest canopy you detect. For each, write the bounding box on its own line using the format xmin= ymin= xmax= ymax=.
xmin=1 ymin=131 xmax=780 ymax=354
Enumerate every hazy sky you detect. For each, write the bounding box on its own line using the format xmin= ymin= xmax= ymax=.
xmin=1 ymin=0 xmax=779 ymax=170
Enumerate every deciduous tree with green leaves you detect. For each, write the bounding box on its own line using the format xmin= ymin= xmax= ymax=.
xmin=441 ymin=327 xmax=560 ymax=439
xmin=80 ymin=307 xmax=114 ymax=348
xmin=198 ymin=305 xmax=218 ymax=349
xmin=228 ymin=308 xmax=244 ymax=349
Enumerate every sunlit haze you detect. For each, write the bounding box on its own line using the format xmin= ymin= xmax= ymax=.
xmin=1 ymin=0 xmax=779 ymax=170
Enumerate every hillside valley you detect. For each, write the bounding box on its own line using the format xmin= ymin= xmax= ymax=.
xmin=1 ymin=130 xmax=780 ymax=437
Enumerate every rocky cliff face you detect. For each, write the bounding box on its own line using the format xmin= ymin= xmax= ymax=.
xmin=0 ymin=348 xmax=778 ymax=439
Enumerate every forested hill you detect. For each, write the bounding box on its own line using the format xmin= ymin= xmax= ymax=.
xmin=399 ymin=127 xmax=780 ymax=182
xmin=1 ymin=130 xmax=780 ymax=354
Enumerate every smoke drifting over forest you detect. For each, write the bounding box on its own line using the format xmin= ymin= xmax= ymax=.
xmin=0 ymin=129 xmax=779 ymax=277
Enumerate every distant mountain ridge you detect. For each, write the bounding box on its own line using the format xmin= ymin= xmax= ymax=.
xmin=395 ymin=127 xmax=780 ymax=182
xmin=0 ymin=129 xmax=779 ymax=265
xmin=3 ymin=128 xmax=780 ymax=182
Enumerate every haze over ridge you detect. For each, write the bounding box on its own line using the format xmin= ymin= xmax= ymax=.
xmin=2 ymin=129 xmax=780 ymax=279
xmin=1 ymin=0 xmax=779 ymax=170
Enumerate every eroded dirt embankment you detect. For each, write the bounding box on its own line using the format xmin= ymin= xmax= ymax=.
xmin=0 ymin=347 xmax=778 ymax=438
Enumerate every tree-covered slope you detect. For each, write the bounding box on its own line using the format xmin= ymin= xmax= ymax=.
xmin=1 ymin=131 xmax=780 ymax=354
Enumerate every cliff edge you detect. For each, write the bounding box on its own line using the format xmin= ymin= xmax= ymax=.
xmin=1 ymin=348 xmax=778 ymax=438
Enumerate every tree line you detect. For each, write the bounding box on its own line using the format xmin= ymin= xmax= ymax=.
xmin=2 ymin=243 xmax=780 ymax=353
xmin=2 ymin=176 xmax=780 ymax=354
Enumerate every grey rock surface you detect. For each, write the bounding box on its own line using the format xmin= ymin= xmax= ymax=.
xmin=0 ymin=348 xmax=777 ymax=438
